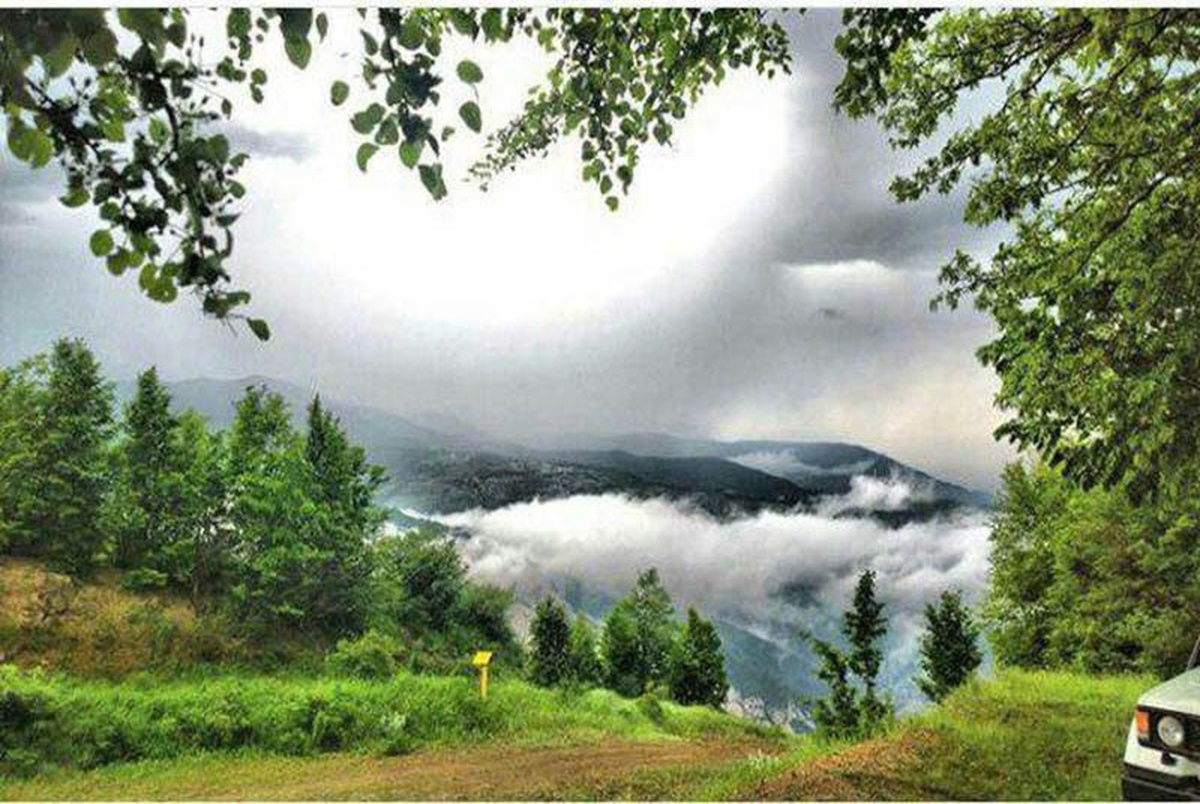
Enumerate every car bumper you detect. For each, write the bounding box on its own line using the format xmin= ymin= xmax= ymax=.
xmin=1124 ymin=764 xmax=1200 ymax=801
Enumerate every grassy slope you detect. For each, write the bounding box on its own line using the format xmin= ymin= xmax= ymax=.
xmin=746 ymin=669 xmax=1152 ymax=800
xmin=2 ymin=669 xmax=1151 ymax=800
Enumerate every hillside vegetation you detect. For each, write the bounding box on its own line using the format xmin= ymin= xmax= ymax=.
xmin=1 ymin=668 xmax=1149 ymax=800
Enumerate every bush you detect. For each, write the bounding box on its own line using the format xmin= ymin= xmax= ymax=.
xmin=325 ymin=631 xmax=398 ymax=680
xmin=120 ymin=568 xmax=169 ymax=592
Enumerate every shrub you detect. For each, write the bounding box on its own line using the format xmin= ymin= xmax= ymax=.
xmin=325 ymin=630 xmax=398 ymax=680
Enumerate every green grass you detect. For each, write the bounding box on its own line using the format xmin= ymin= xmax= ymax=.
xmin=0 ymin=663 xmax=783 ymax=781
xmin=893 ymin=669 xmax=1153 ymax=800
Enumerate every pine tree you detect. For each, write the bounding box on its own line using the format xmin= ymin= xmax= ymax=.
xmin=668 ymin=608 xmax=729 ymax=708
xmin=0 ymin=355 xmax=46 ymax=553
xmin=629 ymin=567 xmax=677 ymax=688
xmin=808 ymin=638 xmax=861 ymax=738
xmin=567 ymin=614 xmax=603 ymax=686
xmin=113 ymin=366 xmax=180 ymax=569
xmin=845 ymin=569 xmax=890 ymax=730
xmin=529 ymin=594 xmax=572 ymax=687
xmin=25 ymin=339 xmax=114 ymax=575
xmin=601 ymin=598 xmax=643 ymax=696
xmin=917 ymin=589 xmax=982 ymax=702
xmin=808 ymin=569 xmax=893 ymax=738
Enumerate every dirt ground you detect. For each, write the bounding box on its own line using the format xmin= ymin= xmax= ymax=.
xmin=5 ymin=737 xmax=780 ymax=801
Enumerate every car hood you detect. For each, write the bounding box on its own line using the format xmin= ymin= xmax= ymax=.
xmin=1140 ymin=667 xmax=1200 ymax=715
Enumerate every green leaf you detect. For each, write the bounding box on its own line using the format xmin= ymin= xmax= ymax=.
xmin=90 ymin=229 xmax=115 ymax=257
xmin=60 ymin=186 xmax=89 ymax=208
xmin=148 ymin=117 xmax=170 ymax=145
xmin=605 ymin=195 xmax=619 ymax=212
xmin=398 ymin=139 xmax=422 ymax=169
xmin=360 ymin=30 xmax=378 ymax=56
xmin=247 ymin=318 xmax=271 ymax=341
xmin=330 ymin=80 xmax=350 ymax=106
xmin=458 ymin=101 xmax=482 ymax=133
xmin=43 ymin=34 xmax=78 ymax=78
xmin=419 ymin=163 xmax=447 ymax=200
xmin=26 ymin=128 xmax=54 ymax=168
xmin=351 ymin=103 xmax=385 ymax=135
xmin=356 ymin=142 xmax=379 ymax=172
xmin=315 ymin=12 xmax=328 ymax=42
xmin=481 ymin=9 xmax=503 ymax=40
xmin=82 ymin=27 xmax=118 ymax=66
xmin=448 ymin=10 xmax=477 ymax=38
xmin=456 ymin=59 xmax=483 ymax=85
xmin=375 ymin=117 xmax=399 ymax=146
xmin=284 ymin=37 xmax=311 ymax=69
xmin=398 ymin=18 xmax=425 ymax=50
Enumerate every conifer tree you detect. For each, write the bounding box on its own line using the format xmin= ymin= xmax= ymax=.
xmin=112 ymin=366 xmax=180 ymax=568
xmin=845 ymin=569 xmax=890 ymax=729
xmin=25 ymin=339 xmax=113 ymax=575
xmin=601 ymin=598 xmax=643 ymax=697
xmin=567 ymin=614 xmax=603 ymax=686
xmin=917 ymin=589 xmax=982 ymax=702
xmin=529 ymin=594 xmax=572 ymax=687
xmin=668 ymin=608 xmax=729 ymax=708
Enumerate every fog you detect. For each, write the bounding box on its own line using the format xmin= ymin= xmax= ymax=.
xmin=430 ymin=476 xmax=991 ymax=699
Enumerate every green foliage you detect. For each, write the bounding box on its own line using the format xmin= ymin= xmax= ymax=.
xmin=326 ymin=630 xmax=398 ymax=680
xmin=667 ymin=608 xmax=729 ymax=708
xmin=836 ymin=9 xmax=1200 ymax=500
xmin=566 ymin=614 xmax=603 ymax=686
xmin=601 ymin=568 xmax=677 ymax=697
xmin=917 ymin=589 xmax=982 ymax=702
xmin=528 ymin=595 xmax=571 ymax=687
xmin=985 ymin=460 xmax=1200 ymax=677
xmin=807 ymin=569 xmax=892 ymax=738
xmin=20 ymin=339 xmax=114 ymax=576
xmin=368 ymin=528 xmax=519 ymax=672
xmin=0 ymin=9 xmax=790 ymax=333
xmin=110 ymin=367 xmax=182 ymax=570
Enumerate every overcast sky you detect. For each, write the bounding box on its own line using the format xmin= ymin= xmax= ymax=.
xmin=0 ymin=9 xmax=1016 ymax=490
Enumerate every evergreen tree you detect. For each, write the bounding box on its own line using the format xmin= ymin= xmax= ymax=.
xmin=601 ymin=598 xmax=643 ymax=697
xmin=25 ymin=339 xmax=114 ymax=575
xmin=567 ymin=614 xmax=603 ymax=686
xmin=808 ymin=638 xmax=861 ymax=739
xmin=845 ymin=569 xmax=890 ymax=730
xmin=112 ymin=366 xmax=180 ymax=569
xmin=808 ymin=569 xmax=893 ymax=738
xmin=667 ymin=608 xmax=729 ymax=708
xmin=0 ymin=355 xmax=46 ymax=553
xmin=528 ymin=594 xmax=572 ymax=687
xmin=917 ymin=589 xmax=982 ymax=702
xmin=169 ymin=412 xmax=233 ymax=611
xmin=629 ymin=567 xmax=677 ymax=688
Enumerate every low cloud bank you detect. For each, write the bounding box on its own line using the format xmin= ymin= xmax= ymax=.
xmin=436 ymin=487 xmax=989 ymax=626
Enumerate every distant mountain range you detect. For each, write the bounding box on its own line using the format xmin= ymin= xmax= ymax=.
xmin=123 ymin=375 xmax=991 ymax=522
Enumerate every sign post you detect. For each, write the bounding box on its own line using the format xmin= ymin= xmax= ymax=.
xmin=472 ymin=651 xmax=493 ymax=700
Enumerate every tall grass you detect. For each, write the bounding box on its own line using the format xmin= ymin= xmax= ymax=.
xmin=0 ymin=664 xmax=779 ymax=778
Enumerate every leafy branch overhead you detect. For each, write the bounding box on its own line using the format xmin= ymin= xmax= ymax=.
xmin=0 ymin=8 xmax=791 ymax=337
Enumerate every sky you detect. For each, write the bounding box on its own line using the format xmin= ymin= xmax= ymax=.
xmin=0 ymin=9 xmax=1016 ymax=491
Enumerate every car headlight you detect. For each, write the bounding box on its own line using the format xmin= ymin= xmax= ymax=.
xmin=1158 ymin=714 xmax=1187 ymax=748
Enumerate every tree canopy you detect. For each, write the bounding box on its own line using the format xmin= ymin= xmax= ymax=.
xmin=835 ymin=8 xmax=1200 ymax=499
xmin=0 ymin=8 xmax=790 ymax=337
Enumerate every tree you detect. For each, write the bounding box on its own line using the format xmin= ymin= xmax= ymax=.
xmin=168 ymin=411 xmax=232 ymax=610
xmin=23 ymin=339 xmax=114 ymax=575
xmin=667 ymin=608 xmax=729 ymax=708
xmin=917 ymin=589 xmax=982 ymax=703
xmin=845 ymin=569 xmax=889 ymax=729
xmin=0 ymin=9 xmax=790 ymax=334
xmin=835 ymin=8 xmax=1200 ymax=500
xmin=807 ymin=569 xmax=892 ymax=738
xmin=566 ymin=614 xmax=603 ymax=686
xmin=370 ymin=527 xmax=468 ymax=635
xmin=601 ymin=568 xmax=680 ymax=696
xmin=808 ymin=638 xmax=860 ymax=740
xmin=0 ymin=354 xmax=48 ymax=553
xmin=111 ymin=367 xmax=181 ymax=569
xmin=528 ymin=594 xmax=571 ymax=687
xmin=601 ymin=598 xmax=643 ymax=697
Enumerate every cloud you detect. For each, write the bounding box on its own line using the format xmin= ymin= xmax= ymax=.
xmin=221 ymin=124 xmax=315 ymax=162
xmin=438 ymin=491 xmax=990 ymax=623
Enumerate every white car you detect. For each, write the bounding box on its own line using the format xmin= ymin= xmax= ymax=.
xmin=1124 ymin=659 xmax=1200 ymax=800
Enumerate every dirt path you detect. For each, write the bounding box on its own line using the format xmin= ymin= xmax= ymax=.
xmin=748 ymin=728 xmax=948 ymax=800
xmin=5 ymin=737 xmax=779 ymax=801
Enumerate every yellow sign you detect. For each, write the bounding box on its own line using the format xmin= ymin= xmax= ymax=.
xmin=472 ymin=651 xmax=493 ymax=700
